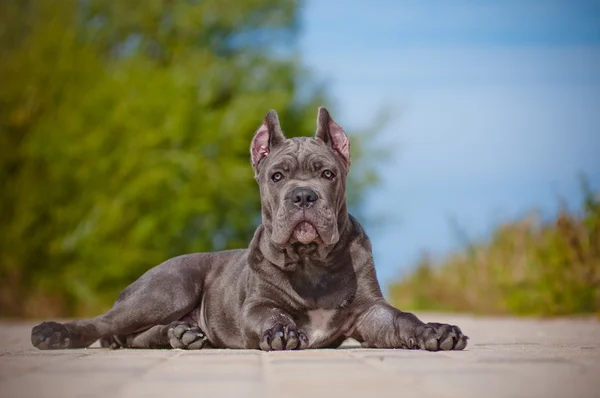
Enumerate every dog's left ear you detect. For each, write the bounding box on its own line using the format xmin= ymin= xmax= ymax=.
xmin=250 ymin=109 xmax=286 ymax=174
xmin=315 ymin=107 xmax=350 ymax=169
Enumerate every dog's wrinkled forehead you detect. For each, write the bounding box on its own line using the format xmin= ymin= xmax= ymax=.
xmin=259 ymin=137 xmax=344 ymax=176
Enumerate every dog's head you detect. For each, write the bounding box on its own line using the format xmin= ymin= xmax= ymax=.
xmin=250 ymin=107 xmax=351 ymax=249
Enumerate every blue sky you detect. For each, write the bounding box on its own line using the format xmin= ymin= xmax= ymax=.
xmin=299 ymin=0 xmax=600 ymax=289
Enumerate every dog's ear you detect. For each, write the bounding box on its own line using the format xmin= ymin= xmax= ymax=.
xmin=315 ymin=107 xmax=350 ymax=169
xmin=250 ymin=109 xmax=286 ymax=173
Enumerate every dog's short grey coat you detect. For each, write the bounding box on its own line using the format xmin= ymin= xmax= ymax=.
xmin=31 ymin=108 xmax=468 ymax=352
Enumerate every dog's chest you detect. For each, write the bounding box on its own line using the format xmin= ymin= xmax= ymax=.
xmin=303 ymin=308 xmax=337 ymax=346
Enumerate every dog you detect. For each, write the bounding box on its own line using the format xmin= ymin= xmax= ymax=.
xmin=31 ymin=108 xmax=468 ymax=351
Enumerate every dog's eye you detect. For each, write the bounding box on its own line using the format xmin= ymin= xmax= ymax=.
xmin=271 ymin=172 xmax=284 ymax=182
xmin=321 ymin=170 xmax=335 ymax=180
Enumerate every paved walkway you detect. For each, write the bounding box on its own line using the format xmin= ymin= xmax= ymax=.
xmin=0 ymin=313 xmax=598 ymax=398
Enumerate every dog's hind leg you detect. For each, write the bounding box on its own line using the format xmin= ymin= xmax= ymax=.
xmin=102 ymin=322 xmax=209 ymax=350
xmin=31 ymin=255 xmax=205 ymax=350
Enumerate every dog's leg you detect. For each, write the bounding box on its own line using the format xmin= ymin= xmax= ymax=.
xmin=242 ymin=305 xmax=309 ymax=351
xmin=32 ymin=259 xmax=203 ymax=350
xmin=31 ymin=303 xmax=198 ymax=350
xmin=31 ymin=301 xmax=199 ymax=350
xmin=351 ymin=300 xmax=468 ymax=351
xmin=31 ymin=319 xmax=108 ymax=349
xmin=101 ymin=322 xmax=208 ymax=349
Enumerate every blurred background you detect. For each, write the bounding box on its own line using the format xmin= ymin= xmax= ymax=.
xmin=0 ymin=0 xmax=598 ymax=319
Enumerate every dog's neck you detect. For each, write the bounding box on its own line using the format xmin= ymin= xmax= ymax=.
xmin=248 ymin=210 xmax=354 ymax=272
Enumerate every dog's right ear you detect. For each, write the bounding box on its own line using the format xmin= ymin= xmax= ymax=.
xmin=250 ymin=109 xmax=286 ymax=174
xmin=315 ymin=107 xmax=350 ymax=170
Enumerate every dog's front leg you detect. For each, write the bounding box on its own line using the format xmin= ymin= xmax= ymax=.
xmin=242 ymin=305 xmax=309 ymax=351
xmin=352 ymin=300 xmax=468 ymax=351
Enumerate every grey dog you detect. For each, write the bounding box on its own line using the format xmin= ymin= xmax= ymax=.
xmin=31 ymin=108 xmax=468 ymax=352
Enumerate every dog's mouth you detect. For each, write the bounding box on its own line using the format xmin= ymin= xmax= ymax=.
xmin=291 ymin=221 xmax=320 ymax=244
xmin=272 ymin=207 xmax=338 ymax=247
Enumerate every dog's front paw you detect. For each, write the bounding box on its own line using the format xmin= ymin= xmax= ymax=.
xmin=168 ymin=323 xmax=208 ymax=350
xmin=260 ymin=324 xmax=309 ymax=351
xmin=31 ymin=321 xmax=72 ymax=349
xmin=413 ymin=322 xmax=468 ymax=351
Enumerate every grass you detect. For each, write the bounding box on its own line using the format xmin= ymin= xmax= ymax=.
xmin=389 ymin=178 xmax=600 ymax=317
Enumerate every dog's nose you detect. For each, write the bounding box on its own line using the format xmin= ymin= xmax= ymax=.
xmin=291 ymin=187 xmax=318 ymax=208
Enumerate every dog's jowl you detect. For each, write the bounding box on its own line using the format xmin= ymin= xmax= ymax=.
xmin=31 ymin=108 xmax=468 ymax=351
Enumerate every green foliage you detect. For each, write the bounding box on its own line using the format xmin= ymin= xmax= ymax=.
xmin=0 ymin=0 xmax=383 ymax=317
xmin=389 ymin=178 xmax=600 ymax=316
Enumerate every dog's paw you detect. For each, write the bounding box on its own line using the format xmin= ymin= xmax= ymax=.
xmin=412 ymin=322 xmax=468 ymax=351
xmin=31 ymin=321 xmax=72 ymax=349
xmin=167 ymin=323 xmax=208 ymax=350
xmin=260 ymin=324 xmax=309 ymax=351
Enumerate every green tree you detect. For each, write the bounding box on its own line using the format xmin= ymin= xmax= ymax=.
xmin=0 ymin=0 xmax=382 ymax=317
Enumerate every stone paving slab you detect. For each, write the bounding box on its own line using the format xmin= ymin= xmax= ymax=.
xmin=1 ymin=313 xmax=598 ymax=398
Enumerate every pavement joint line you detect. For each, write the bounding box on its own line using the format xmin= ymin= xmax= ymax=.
xmin=260 ymin=351 xmax=272 ymax=398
